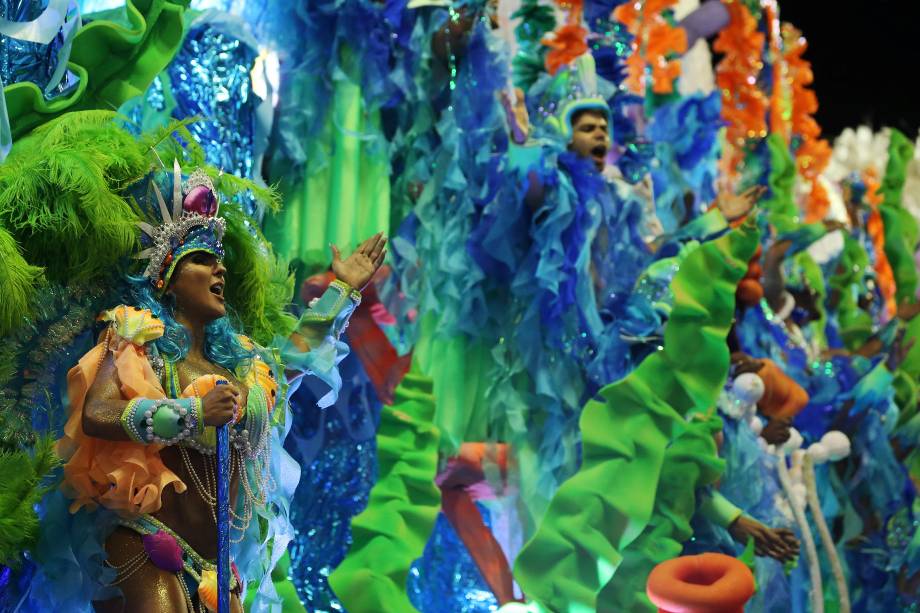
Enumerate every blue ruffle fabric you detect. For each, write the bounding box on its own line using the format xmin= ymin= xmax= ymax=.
xmin=463 ymin=142 xmax=658 ymax=528
xmin=646 ymin=92 xmax=723 ymax=233
xmin=266 ymin=0 xmax=411 ymax=169
xmin=22 ymin=491 xmax=118 ymax=612
xmin=386 ymin=10 xmax=510 ymax=342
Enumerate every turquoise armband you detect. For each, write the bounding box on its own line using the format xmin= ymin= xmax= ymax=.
xmin=699 ymin=490 xmax=744 ymax=528
xmin=121 ymin=397 xmax=203 ymax=445
xmin=300 ymin=278 xmax=361 ymax=338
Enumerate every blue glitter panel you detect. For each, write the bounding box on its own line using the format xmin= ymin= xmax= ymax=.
xmin=407 ymin=505 xmax=500 ymax=613
xmin=122 ymin=18 xmax=266 ymax=218
xmin=284 ymin=348 xmax=380 ymax=612
xmin=169 ymin=24 xmax=257 ymax=182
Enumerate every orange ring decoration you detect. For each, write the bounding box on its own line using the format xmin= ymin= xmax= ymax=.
xmin=646 ymin=553 xmax=755 ymax=613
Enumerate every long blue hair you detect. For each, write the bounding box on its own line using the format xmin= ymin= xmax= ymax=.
xmin=128 ymin=275 xmax=254 ymax=373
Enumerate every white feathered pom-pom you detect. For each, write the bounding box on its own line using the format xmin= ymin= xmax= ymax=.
xmin=820 ymin=431 xmax=851 ymax=461
xmin=732 ymin=373 xmax=765 ymax=405
xmin=807 ymin=442 xmax=829 ymax=464
xmin=781 ymin=428 xmax=804 ymax=454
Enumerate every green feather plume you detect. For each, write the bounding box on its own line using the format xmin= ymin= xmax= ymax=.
xmin=221 ymin=203 xmax=297 ymax=345
xmin=0 ymin=110 xmax=148 ymax=283
xmin=0 ymin=437 xmax=60 ymax=567
xmin=0 ymin=110 xmax=294 ymax=343
xmin=0 ymin=226 xmax=43 ymax=334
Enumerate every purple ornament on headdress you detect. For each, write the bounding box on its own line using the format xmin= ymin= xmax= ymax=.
xmin=143 ymin=530 xmax=184 ymax=572
xmin=183 ymin=185 xmax=218 ymax=216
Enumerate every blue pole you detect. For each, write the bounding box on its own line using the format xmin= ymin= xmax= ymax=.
xmin=215 ymin=384 xmax=231 ymax=613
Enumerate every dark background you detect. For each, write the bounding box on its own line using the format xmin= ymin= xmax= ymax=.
xmin=780 ymin=1 xmax=920 ymax=139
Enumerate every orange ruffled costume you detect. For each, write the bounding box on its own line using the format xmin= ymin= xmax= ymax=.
xmin=58 ymin=305 xmax=184 ymax=517
xmin=755 ymin=358 xmax=809 ymax=421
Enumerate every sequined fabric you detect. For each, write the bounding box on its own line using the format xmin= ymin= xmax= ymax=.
xmin=284 ymin=351 xmax=379 ymax=611
xmin=407 ymin=506 xmax=499 ymax=613
xmin=123 ymin=20 xmax=264 ymax=218
xmin=0 ymin=0 xmax=79 ymax=97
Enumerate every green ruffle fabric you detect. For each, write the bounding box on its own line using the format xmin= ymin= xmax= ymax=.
xmin=759 ymin=134 xmax=825 ymax=248
xmin=760 ymin=134 xmax=799 ymax=235
xmin=412 ymin=313 xmax=495 ymax=456
xmin=829 ymin=234 xmax=876 ymax=350
xmin=263 ymin=75 xmax=391 ymax=290
xmin=879 ymin=129 xmax=919 ymax=304
xmin=3 ymin=0 xmax=187 ymax=140
xmin=328 ymin=368 xmax=442 ymax=612
xmin=513 ymin=223 xmax=758 ymax=613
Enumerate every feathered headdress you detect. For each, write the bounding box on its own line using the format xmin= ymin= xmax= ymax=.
xmin=527 ymin=53 xmax=611 ymax=142
xmin=136 ymin=160 xmax=226 ymax=291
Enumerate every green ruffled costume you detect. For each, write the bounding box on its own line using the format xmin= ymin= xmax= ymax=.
xmin=514 ymin=223 xmax=759 ymax=613
xmin=330 ymin=220 xmax=758 ymax=611
xmin=329 ymin=367 xmax=442 ymax=612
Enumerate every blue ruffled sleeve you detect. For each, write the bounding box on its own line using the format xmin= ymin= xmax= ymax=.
xmin=274 ymin=280 xmax=360 ymax=408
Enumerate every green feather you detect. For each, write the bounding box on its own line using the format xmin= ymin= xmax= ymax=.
xmin=0 ymin=111 xmax=149 ymax=284
xmin=0 ymin=226 xmax=44 ymax=335
xmin=0 ymin=109 xmax=294 ymax=347
xmin=511 ymin=0 xmax=556 ymax=89
xmin=221 ymin=204 xmax=296 ymax=345
xmin=512 ymin=0 xmax=556 ymax=46
xmin=0 ymin=436 xmax=60 ymax=566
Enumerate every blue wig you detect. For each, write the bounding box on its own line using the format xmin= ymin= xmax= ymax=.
xmin=128 ymin=275 xmax=255 ymax=373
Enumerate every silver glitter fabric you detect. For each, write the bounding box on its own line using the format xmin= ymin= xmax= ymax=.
xmin=0 ymin=0 xmax=79 ymax=98
xmin=407 ymin=506 xmax=499 ymax=613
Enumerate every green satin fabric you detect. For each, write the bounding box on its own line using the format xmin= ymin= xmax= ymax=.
xmin=328 ymin=367 xmax=442 ymax=613
xmin=879 ymin=128 xmax=919 ymax=304
xmin=829 ymin=234 xmax=876 ymax=350
xmin=263 ymin=76 xmax=390 ymax=286
xmin=412 ymin=314 xmax=494 ymax=456
xmin=761 ymin=134 xmax=799 ymax=235
xmin=513 ymin=224 xmax=758 ymax=613
xmin=3 ymin=0 xmax=186 ymax=139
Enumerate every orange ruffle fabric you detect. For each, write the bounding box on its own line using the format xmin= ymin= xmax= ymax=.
xmin=782 ymin=23 xmax=833 ymax=222
xmin=615 ymin=0 xmax=686 ymax=95
xmin=863 ymin=172 xmax=898 ymax=319
xmin=543 ymin=23 xmax=589 ymax=75
xmin=714 ymin=0 xmax=767 ymax=155
xmin=756 ymin=358 xmax=809 ymax=420
xmin=57 ymin=306 xmax=185 ymax=517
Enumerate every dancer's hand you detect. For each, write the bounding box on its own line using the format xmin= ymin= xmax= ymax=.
xmin=761 ymin=417 xmax=792 ymax=446
xmin=717 ymin=185 xmax=766 ymax=222
xmin=501 ymin=87 xmax=531 ymax=144
xmin=202 ymin=384 xmax=240 ymax=426
xmin=731 ymin=352 xmax=764 ymax=376
xmin=331 ymin=232 xmax=388 ymax=291
xmin=729 ymin=516 xmax=799 ymax=562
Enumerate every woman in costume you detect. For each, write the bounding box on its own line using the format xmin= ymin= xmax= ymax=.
xmin=58 ymin=162 xmax=386 ymax=612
